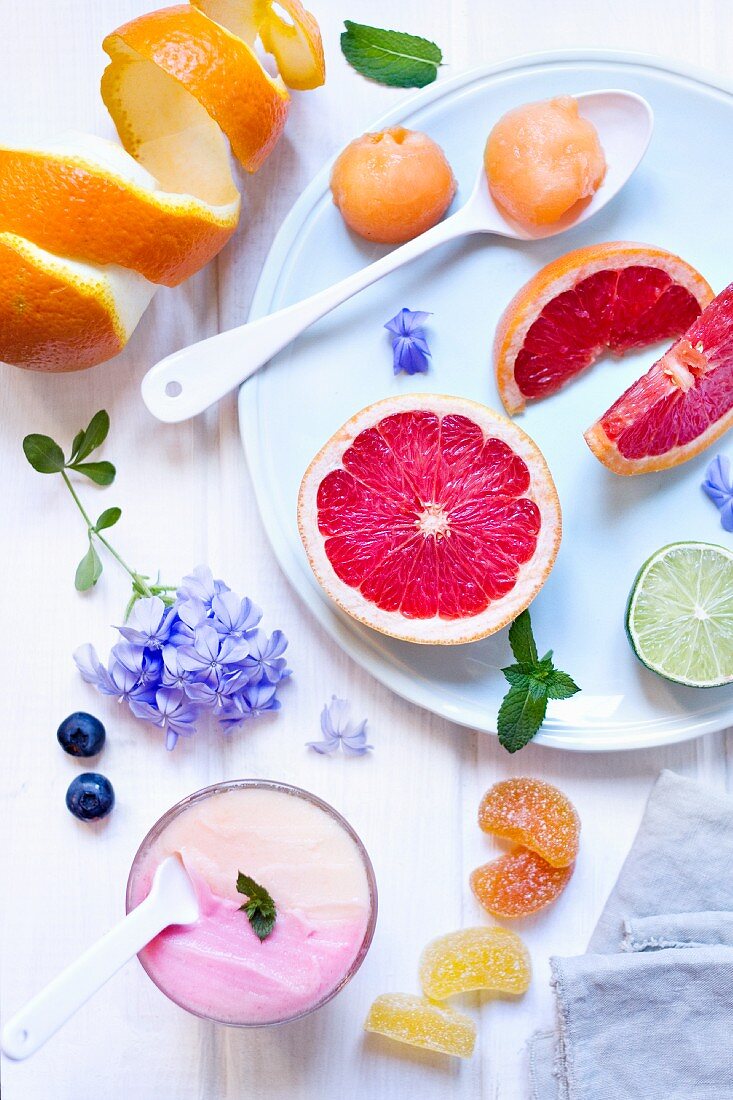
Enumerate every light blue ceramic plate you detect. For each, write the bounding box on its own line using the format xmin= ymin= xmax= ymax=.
xmin=239 ymin=51 xmax=733 ymax=750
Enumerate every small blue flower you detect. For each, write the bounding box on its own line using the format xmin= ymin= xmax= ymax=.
xmin=384 ymin=308 xmax=432 ymax=375
xmin=211 ymin=590 xmax=262 ymax=639
xmin=702 ymin=455 xmax=733 ymax=531
xmin=116 ymin=596 xmax=174 ymax=650
xmin=307 ymin=696 xmax=372 ymax=756
xmin=134 ymin=687 xmax=198 ymax=751
xmin=177 ymin=565 xmax=230 ymax=610
xmin=242 ymin=629 xmax=290 ymax=684
xmin=75 ymin=566 xmax=289 ymax=750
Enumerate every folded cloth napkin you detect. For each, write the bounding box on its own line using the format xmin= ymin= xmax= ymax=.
xmin=530 ymin=770 xmax=733 ymax=1100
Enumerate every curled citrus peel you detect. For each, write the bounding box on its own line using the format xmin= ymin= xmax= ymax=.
xmin=1 ymin=0 xmax=324 ymax=372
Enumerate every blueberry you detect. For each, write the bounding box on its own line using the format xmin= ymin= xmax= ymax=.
xmin=57 ymin=712 xmax=106 ymax=757
xmin=66 ymin=773 xmax=115 ymax=821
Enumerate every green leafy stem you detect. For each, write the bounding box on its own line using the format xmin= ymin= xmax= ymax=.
xmin=23 ymin=410 xmax=175 ymax=613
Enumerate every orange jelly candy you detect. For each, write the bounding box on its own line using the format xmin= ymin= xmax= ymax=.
xmin=470 ymin=848 xmax=574 ymax=918
xmin=478 ymin=778 xmax=580 ymax=868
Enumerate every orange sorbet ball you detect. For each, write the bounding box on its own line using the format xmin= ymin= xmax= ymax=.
xmin=330 ymin=127 xmax=456 ymax=244
xmin=484 ymin=95 xmax=606 ymax=228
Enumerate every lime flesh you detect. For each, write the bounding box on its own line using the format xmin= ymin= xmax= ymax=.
xmin=626 ymin=542 xmax=733 ymax=688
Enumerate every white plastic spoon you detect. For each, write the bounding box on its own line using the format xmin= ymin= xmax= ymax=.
xmin=1 ymin=855 xmax=199 ymax=1061
xmin=141 ymin=90 xmax=653 ymax=423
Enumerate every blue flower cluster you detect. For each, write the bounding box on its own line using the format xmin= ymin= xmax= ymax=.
xmin=74 ymin=566 xmax=289 ymax=750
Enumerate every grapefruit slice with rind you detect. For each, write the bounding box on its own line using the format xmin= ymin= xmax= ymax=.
xmin=297 ymin=394 xmax=561 ymax=645
xmin=0 ymin=133 xmax=239 ymax=287
xmin=495 ymin=242 xmax=713 ymax=415
xmin=586 ymin=282 xmax=733 ymax=473
xmin=626 ymin=542 xmax=733 ymax=687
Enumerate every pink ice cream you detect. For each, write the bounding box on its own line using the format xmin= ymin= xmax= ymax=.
xmin=127 ymin=784 xmax=374 ymax=1025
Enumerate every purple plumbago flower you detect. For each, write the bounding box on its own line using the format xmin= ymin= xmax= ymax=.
xmin=177 ymin=565 xmax=230 ymax=611
xmin=307 ymin=696 xmax=372 ymax=756
xmin=385 ymin=308 xmax=432 ymax=375
xmin=242 ymin=629 xmax=290 ymax=684
xmin=116 ymin=596 xmax=174 ymax=650
xmin=74 ymin=570 xmax=289 ymax=750
xmin=702 ymin=455 xmax=733 ymax=531
xmin=211 ymin=591 xmax=262 ymax=639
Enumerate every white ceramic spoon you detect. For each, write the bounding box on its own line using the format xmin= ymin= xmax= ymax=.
xmin=141 ymin=90 xmax=653 ymax=423
xmin=1 ymin=855 xmax=199 ymax=1061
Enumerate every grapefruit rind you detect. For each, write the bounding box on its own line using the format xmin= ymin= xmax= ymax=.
xmin=584 ymin=409 xmax=733 ymax=476
xmin=494 ymin=242 xmax=714 ymax=415
xmin=625 ymin=541 xmax=733 ymax=688
xmin=297 ymin=394 xmax=562 ymax=645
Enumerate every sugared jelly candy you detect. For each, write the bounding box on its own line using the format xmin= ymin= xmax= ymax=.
xmin=419 ymin=926 xmax=531 ymax=1000
xmin=478 ymin=778 xmax=580 ymax=868
xmin=365 ymin=993 xmax=476 ymax=1058
xmin=470 ymin=848 xmax=574 ymax=918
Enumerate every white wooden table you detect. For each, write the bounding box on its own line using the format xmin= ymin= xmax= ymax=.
xmin=2 ymin=3 xmax=733 ymax=1097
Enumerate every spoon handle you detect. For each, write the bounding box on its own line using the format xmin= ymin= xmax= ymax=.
xmin=1 ymin=893 xmax=168 ymax=1060
xmin=141 ymin=204 xmax=477 ymax=423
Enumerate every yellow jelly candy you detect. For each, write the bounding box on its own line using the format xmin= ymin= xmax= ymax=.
xmin=419 ymin=926 xmax=531 ymax=1000
xmin=365 ymin=993 xmax=476 ymax=1058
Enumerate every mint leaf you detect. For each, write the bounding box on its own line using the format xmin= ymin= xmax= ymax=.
xmin=545 ymin=670 xmax=581 ymax=700
xmin=236 ymin=871 xmax=276 ymax=942
xmin=70 ymin=410 xmax=109 ymax=464
xmin=95 ymin=507 xmax=121 ymax=532
xmin=497 ymin=684 xmax=548 ymax=753
xmin=497 ymin=609 xmax=580 ymax=751
xmin=75 ymin=542 xmax=103 ymax=591
xmin=69 ymin=461 xmax=116 ymax=486
xmin=508 ymin=610 xmax=538 ymax=664
xmin=23 ymin=434 xmax=65 ymax=474
xmin=340 ymin=21 xmax=442 ymax=88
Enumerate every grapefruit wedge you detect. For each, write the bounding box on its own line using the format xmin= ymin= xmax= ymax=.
xmin=495 ymin=243 xmax=713 ymax=414
xmin=297 ymin=395 xmax=561 ymax=645
xmin=586 ymin=282 xmax=733 ymax=474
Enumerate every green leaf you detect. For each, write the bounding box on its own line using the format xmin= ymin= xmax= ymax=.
xmin=236 ymin=871 xmax=276 ymax=942
xmin=71 ymin=410 xmax=110 ymax=464
xmin=69 ymin=461 xmax=116 ymax=486
xmin=508 ymin=610 xmax=538 ymax=664
xmin=340 ymin=20 xmax=442 ymax=88
xmin=22 ymin=434 xmax=65 ymax=474
xmin=545 ymin=670 xmax=581 ymax=700
xmin=497 ymin=684 xmax=548 ymax=753
xmin=75 ymin=542 xmax=103 ymax=591
xmin=70 ymin=429 xmax=85 ymax=463
xmin=95 ymin=506 xmax=122 ymax=531
xmin=500 ymin=664 xmax=534 ymax=690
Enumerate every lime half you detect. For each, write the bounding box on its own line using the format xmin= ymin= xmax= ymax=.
xmin=626 ymin=542 xmax=733 ymax=688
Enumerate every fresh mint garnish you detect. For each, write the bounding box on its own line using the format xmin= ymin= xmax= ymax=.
xmin=340 ymin=21 xmax=442 ymax=88
xmin=236 ymin=872 xmax=276 ymax=942
xmin=497 ymin=610 xmax=580 ymax=753
xmin=23 ymin=410 xmax=176 ymax=610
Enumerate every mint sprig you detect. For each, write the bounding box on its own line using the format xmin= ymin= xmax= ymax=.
xmin=236 ymin=872 xmax=276 ymax=942
xmin=497 ymin=610 xmax=580 ymax=753
xmin=23 ymin=410 xmax=176 ymax=610
xmin=340 ymin=21 xmax=442 ymax=88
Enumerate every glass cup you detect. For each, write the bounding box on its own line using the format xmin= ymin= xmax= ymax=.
xmin=126 ymin=778 xmax=378 ymax=1026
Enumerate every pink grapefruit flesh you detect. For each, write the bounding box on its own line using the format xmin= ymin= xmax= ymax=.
xmin=585 ymin=281 xmax=733 ymax=474
xmin=297 ymin=395 xmax=561 ymax=644
xmin=494 ymin=243 xmax=714 ymax=415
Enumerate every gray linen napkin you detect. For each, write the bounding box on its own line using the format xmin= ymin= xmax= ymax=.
xmin=529 ymin=770 xmax=733 ymax=1100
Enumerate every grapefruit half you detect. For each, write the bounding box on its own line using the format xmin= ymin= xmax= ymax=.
xmin=586 ymin=282 xmax=733 ymax=474
xmin=495 ymin=242 xmax=713 ymax=414
xmin=297 ymin=395 xmax=561 ymax=644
